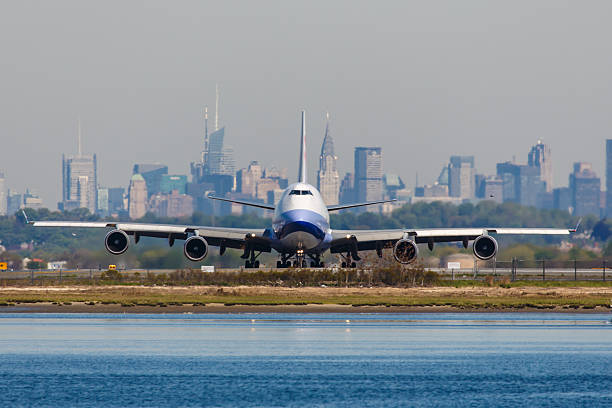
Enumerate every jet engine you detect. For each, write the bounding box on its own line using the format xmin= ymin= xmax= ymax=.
xmin=184 ymin=236 xmax=209 ymax=262
xmin=105 ymin=230 xmax=129 ymax=255
xmin=393 ymin=239 xmax=419 ymax=264
xmin=472 ymin=235 xmax=498 ymax=260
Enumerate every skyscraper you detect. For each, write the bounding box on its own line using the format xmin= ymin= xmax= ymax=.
xmin=62 ymin=120 xmax=97 ymax=213
xmin=607 ymin=140 xmax=612 ymax=217
xmin=133 ymin=163 xmax=168 ymax=197
xmin=570 ymin=162 xmax=601 ymax=217
xmin=317 ymin=113 xmax=340 ymax=205
xmin=496 ymin=162 xmax=543 ymax=207
xmin=528 ymin=140 xmax=553 ymax=192
xmin=128 ymin=174 xmax=148 ymax=219
xmin=354 ymin=147 xmax=383 ymax=203
xmin=448 ymin=156 xmax=475 ymax=199
xmin=0 ymin=172 xmax=6 ymax=216
xmin=191 ymin=85 xmax=235 ymax=181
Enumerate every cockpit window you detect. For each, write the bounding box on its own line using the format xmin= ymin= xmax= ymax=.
xmin=289 ymin=190 xmax=313 ymax=196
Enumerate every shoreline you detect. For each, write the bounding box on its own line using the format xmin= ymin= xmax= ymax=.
xmin=1 ymin=302 xmax=610 ymax=314
xmin=0 ymin=285 xmax=611 ymax=314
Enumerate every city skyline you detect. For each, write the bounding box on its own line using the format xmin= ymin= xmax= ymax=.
xmin=2 ymin=2 xmax=612 ymax=207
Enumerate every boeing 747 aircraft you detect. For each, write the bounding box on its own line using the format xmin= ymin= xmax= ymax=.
xmin=28 ymin=112 xmax=574 ymax=268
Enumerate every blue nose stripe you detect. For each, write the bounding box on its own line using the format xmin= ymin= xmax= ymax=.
xmin=281 ymin=220 xmax=325 ymax=240
xmin=275 ymin=209 xmax=329 ymax=241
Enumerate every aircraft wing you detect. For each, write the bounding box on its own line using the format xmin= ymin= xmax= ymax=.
xmin=329 ymin=227 xmax=573 ymax=253
xmin=30 ymin=220 xmax=269 ymax=251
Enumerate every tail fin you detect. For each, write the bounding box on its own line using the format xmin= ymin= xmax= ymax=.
xmin=298 ymin=110 xmax=306 ymax=183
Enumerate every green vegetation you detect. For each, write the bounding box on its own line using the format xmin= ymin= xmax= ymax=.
xmin=0 ymin=202 xmax=603 ymax=270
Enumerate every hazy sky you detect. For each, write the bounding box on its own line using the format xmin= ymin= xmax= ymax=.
xmin=1 ymin=1 xmax=612 ymax=207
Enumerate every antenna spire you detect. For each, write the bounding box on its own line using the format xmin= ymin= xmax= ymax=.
xmin=77 ymin=118 xmax=82 ymax=156
xmin=215 ymin=83 xmax=220 ymax=131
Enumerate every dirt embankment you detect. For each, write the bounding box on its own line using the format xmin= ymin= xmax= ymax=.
xmin=0 ymin=285 xmax=610 ymax=313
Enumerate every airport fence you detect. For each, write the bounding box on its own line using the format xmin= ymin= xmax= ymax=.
xmin=0 ymin=258 xmax=611 ymax=286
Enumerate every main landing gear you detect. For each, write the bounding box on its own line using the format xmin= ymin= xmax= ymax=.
xmin=241 ymin=247 xmax=261 ymax=269
xmin=340 ymin=253 xmax=357 ymax=268
xmin=275 ymin=251 xmax=325 ymax=268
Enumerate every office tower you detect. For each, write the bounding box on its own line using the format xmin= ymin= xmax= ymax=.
xmin=607 ymin=140 xmax=612 ymax=217
xmin=339 ymin=172 xmax=356 ymax=204
xmin=148 ymin=190 xmax=193 ymax=218
xmin=107 ymin=187 xmax=125 ymax=214
xmin=553 ymin=187 xmax=572 ymax=213
xmin=0 ymin=172 xmax=6 ymax=216
xmin=97 ymin=188 xmax=109 ymax=216
xmin=128 ymin=174 xmax=148 ymax=219
xmin=483 ymin=177 xmax=503 ymax=204
xmin=496 ymin=162 xmax=543 ymax=207
xmin=317 ymin=113 xmax=340 ymax=205
xmin=383 ymin=174 xmax=406 ymax=200
xmin=354 ymin=147 xmax=383 ymax=202
xmin=236 ymin=161 xmax=263 ymax=196
xmin=448 ymin=156 xmax=475 ymax=199
xmin=570 ymin=162 xmax=601 ymax=216
xmin=160 ymin=175 xmax=188 ymax=194
xmin=62 ymin=120 xmax=97 ymax=213
xmin=528 ymin=140 xmax=553 ymax=192
xmin=6 ymin=190 xmax=22 ymax=215
xmin=133 ymin=164 xmax=168 ymax=197
xmin=23 ymin=189 xmax=43 ymax=209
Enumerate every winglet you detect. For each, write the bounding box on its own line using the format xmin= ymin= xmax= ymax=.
xmin=21 ymin=210 xmax=32 ymax=225
xmin=569 ymin=218 xmax=582 ymax=233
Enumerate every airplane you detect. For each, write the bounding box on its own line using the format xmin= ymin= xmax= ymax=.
xmin=27 ymin=111 xmax=574 ymax=268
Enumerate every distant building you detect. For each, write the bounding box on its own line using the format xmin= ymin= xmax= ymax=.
xmin=448 ymin=156 xmax=475 ymax=199
xmin=483 ymin=177 xmax=503 ymax=204
xmin=62 ymin=122 xmax=97 ymax=213
xmin=133 ymin=164 xmax=168 ymax=197
xmin=23 ymin=190 xmax=43 ymax=210
xmin=97 ymin=188 xmax=109 ymax=216
xmin=354 ymin=147 xmax=383 ymax=203
xmin=207 ymin=128 xmax=235 ymax=176
xmin=607 ymin=140 xmax=612 ymax=217
xmin=255 ymin=178 xmax=279 ymax=202
xmin=128 ymin=174 xmax=148 ymax=219
xmin=570 ymin=162 xmax=601 ymax=217
xmin=528 ymin=140 xmax=553 ymax=192
xmin=383 ymin=174 xmax=406 ymax=200
xmin=160 ymin=175 xmax=188 ymax=195
xmin=317 ymin=114 xmax=340 ymax=205
xmin=339 ymin=172 xmax=356 ymax=204
xmin=553 ymin=187 xmax=572 ymax=213
xmin=236 ymin=161 xmax=263 ymax=197
xmin=496 ymin=162 xmax=543 ymax=207
xmin=7 ymin=190 xmax=22 ymax=215
xmin=148 ymin=190 xmax=193 ymax=218
xmin=415 ymin=183 xmax=448 ymax=198
xmin=107 ymin=187 xmax=125 ymax=215
xmin=0 ymin=172 xmax=6 ymax=216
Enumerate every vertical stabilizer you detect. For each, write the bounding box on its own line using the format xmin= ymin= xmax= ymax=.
xmin=298 ymin=110 xmax=307 ymax=183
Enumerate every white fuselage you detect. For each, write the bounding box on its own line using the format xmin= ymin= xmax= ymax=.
xmin=271 ymin=182 xmax=332 ymax=253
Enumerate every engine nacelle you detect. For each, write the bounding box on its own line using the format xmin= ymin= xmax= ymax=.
xmin=105 ymin=229 xmax=129 ymax=255
xmin=184 ymin=236 xmax=209 ymax=262
xmin=393 ymin=239 xmax=419 ymax=264
xmin=473 ymin=235 xmax=498 ymax=260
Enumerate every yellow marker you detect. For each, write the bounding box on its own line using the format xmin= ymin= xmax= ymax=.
xmin=0 ymin=262 xmax=7 ymax=271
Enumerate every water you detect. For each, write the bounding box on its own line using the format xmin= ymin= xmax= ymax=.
xmin=0 ymin=313 xmax=611 ymax=407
